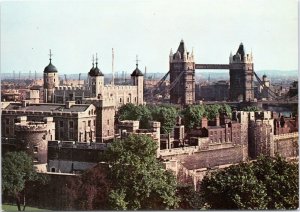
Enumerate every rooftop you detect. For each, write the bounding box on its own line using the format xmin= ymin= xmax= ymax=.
xmin=4 ymin=102 xmax=92 ymax=113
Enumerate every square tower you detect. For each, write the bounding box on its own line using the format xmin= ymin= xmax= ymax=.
xmin=229 ymin=43 xmax=254 ymax=102
xmin=169 ymin=40 xmax=195 ymax=105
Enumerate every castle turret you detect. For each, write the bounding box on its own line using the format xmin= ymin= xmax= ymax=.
xmin=88 ymin=54 xmax=104 ymax=98
xmin=131 ymin=55 xmax=144 ymax=105
xmin=27 ymin=88 xmax=40 ymax=103
xmin=44 ymin=50 xmax=59 ymax=103
xmin=229 ymin=43 xmax=254 ymax=102
xmin=15 ymin=116 xmax=55 ymax=166
xmin=169 ymin=40 xmax=195 ymax=105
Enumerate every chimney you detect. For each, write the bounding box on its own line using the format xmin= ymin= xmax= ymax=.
xmin=18 ymin=116 xmax=27 ymax=124
xmin=22 ymin=100 xmax=28 ymax=107
xmin=215 ymin=115 xmax=220 ymax=126
xmin=176 ymin=116 xmax=182 ymax=125
xmin=201 ymin=117 xmax=208 ymax=128
xmin=43 ymin=117 xmax=53 ymax=123
xmin=66 ymin=101 xmax=76 ymax=109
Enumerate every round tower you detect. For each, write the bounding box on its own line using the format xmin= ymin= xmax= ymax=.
xmin=131 ymin=55 xmax=144 ymax=105
xmin=88 ymin=54 xmax=104 ymax=98
xmin=44 ymin=50 xmax=59 ymax=103
xmin=15 ymin=116 xmax=55 ymax=165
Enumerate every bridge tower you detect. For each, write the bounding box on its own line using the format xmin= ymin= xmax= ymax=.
xmin=229 ymin=43 xmax=254 ymax=102
xmin=169 ymin=40 xmax=195 ymax=105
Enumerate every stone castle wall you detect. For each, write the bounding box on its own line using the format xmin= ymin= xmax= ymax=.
xmin=273 ymin=132 xmax=298 ymax=158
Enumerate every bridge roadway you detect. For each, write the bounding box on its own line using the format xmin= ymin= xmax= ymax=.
xmin=195 ymin=64 xmax=245 ymax=70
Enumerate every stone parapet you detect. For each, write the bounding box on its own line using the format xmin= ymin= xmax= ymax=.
xmin=273 ymin=132 xmax=298 ymax=141
xmin=15 ymin=122 xmax=48 ymax=132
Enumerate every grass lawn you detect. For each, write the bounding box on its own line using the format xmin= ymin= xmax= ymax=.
xmin=2 ymin=204 xmax=51 ymax=211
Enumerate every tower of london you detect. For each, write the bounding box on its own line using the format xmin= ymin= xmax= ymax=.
xmin=43 ymin=52 xmax=144 ymax=108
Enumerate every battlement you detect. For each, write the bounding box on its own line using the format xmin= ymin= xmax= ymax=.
xmin=119 ymin=120 xmax=140 ymax=130
xmin=250 ymin=118 xmax=273 ymax=126
xmin=234 ymin=110 xmax=273 ymax=123
xmin=159 ymin=143 xmax=238 ymax=157
xmin=98 ymin=97 xmax=115 ymax=107
xmin=230 ymin=53 xmax=253 ymax=64
xmin=15 ymin=122 xmax=49 ymax=132
xmin=254 ymin=111 xmax=272 ymax=120
xmin=273 ymin=132 xmax=298 ymax=141
xmin=170 ymin=51 xmax=194 ymax=63
xmin=149 ymin=121 xmax=161 ymax=128
xmin=48 ymin=140 xmax=110 ymax=150
xmin=56 ymin=86 xmax=85 ymax=91
xmin=103 ymin=85 xmax=137 ymax=91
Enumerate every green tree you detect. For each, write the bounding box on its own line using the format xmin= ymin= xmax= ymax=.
xmin=118 ymin=104 xmax=178 ymax=134
xmin=61 ymin=164 xmax=111 ymax=210
xmin=2 ymin=151 xmax=46 ymax=211
xmin=219 ymin=104 xmax=232 ymax=118
xmin=105 ymin=134 xmax=179 ymax=210
xmin=176 ymin=184 xmax=204 ymax=209
xmin=241 ymin=106 xmax=260 ymax=111
xmin=118 ymin=103 xmax=138 ymax=120
xmin=118 ymin=104 xmax=151 ymax=129
xmin=181 ymin=105 xmax=206 ymax=130
xmin=204 ymin=104 xmax=222 ymax=120
xmin=181 ymin=104 xmax=232 ymax=131
xmin=200 ymin=155 xmax=298 ymax=209
xmin=135 ymin=105 xmax=152 ymax=129
xmin=151 ymin=105 xmax=178 ymax=134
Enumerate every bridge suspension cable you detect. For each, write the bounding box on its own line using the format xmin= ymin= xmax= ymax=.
xmin=144 ymin=70 xmax=170 ymax=100
xmin=145 ymin=70 xmax=185 ymax=101
xmin=253 ymin=71 xmax=297 ymax=101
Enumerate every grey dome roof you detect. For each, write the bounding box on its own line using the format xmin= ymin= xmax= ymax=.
xmin=131 ymin=67 xmax=143 ymax=77
xmin=89 ymin=65 xmax=104 ymax=77
xmin=44 ymin=62 xmax=58 ymax=73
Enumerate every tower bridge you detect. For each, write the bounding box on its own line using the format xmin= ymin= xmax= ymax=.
xmin=145 ymin=40 xmax=297 ymax=106
xmin=168 ymin=40 xmax=254 ymax=105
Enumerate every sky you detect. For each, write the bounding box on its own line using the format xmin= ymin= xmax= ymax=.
xmin=1 ymin=0 xmax=298 ymax=75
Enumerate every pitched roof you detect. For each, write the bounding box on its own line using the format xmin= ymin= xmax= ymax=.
xmin=177 ymin=39 xmax=187 ymax=55
xmin=236 ymin=42 xmax=245 ymax=59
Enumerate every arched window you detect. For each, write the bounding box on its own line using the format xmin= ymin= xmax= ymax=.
xmin=51 ymin=167 xmax=56 ymax=172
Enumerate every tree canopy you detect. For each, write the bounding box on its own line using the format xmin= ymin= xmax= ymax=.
xmin=105 ymin=134 xmax=179 ymax=210
xmin=2 ymin=151 xmax=46 ymax=211
xmin=117 ymin=103 xmax=233 ymax=133
xmin=240 ymin=106 xmax=260 ymax=112
xmin=200 ymin=155 xmax=299 ymax=210
xmin=117 ymin=104 xmax=178 ymax=134
xmin=181 ymin=104 xmax=232 ymax=131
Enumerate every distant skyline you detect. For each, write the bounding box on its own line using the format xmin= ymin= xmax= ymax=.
xmin=1 ymin=0 xmax=298 ymax=75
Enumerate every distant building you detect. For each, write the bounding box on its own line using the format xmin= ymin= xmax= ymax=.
xmin=196 ymin=80 xmax=229 ymax=101
xmin=41 ymin=51 xmax=144 ymax=142
xmin=2 ymin=101 xmax=97 ymax=142
xmin=43 ymin=53 xmax=144 ymax=107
